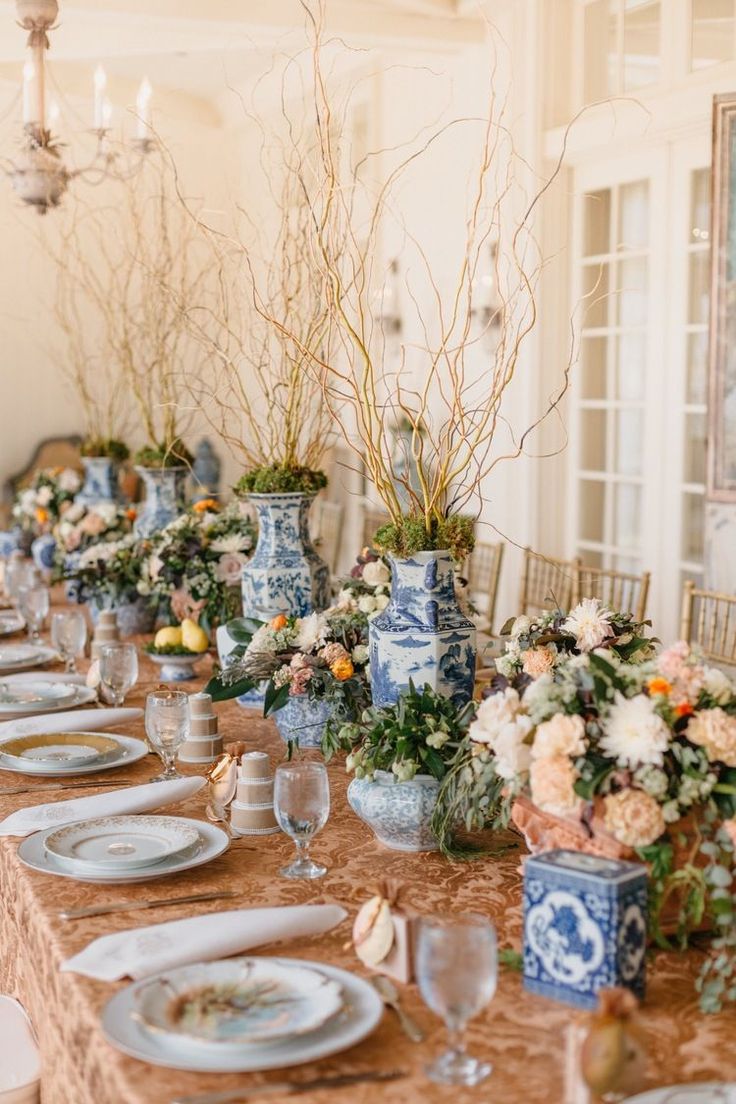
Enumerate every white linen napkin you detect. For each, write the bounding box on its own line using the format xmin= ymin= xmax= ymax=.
xmin=62 ymin=904 xmax=348 ymax=980
xmin=0 ymin=706 xmax=142 ymax=739
xmin=0 ymin=775 xmax=205 ymax=837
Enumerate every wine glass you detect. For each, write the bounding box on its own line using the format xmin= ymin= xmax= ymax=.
xmin=99 ymin=642 xmax=138 ymax=707
xmin=17 ymin=585 xmax=49 ymax=644
xmin=145 ymin=690 xmax=190 ymax=782
xmin=6 ymin=560 xmax=38 ymax=605
xmin=51 ymin=610 xmax=88 ymax=673
xmin=273 ymin=761 xmax=330 ymax=879
xmin=415 ymin=914 xmax=497 ymax=1086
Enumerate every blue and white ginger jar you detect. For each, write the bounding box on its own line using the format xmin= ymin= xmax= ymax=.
xmin=76 ymin=457 xmax=120 ymax=507
xmin=134 ymin=466 xmax=187 ymax=538
xmin=31 ymin=533 xmax=56 ymax=572
xmin=347 ymin=770 xmax=441 ymax=851
xmin=273 ymin=695 xmax=334 ymax=749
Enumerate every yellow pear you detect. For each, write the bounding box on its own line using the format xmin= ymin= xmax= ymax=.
xmin=154 ymin=625 xmax=182 ymax=649
xmin=181 ymin=618 xmax=209 ymax=654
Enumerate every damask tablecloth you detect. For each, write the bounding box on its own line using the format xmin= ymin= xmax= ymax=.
xmin=1 ymin=649 xmax=736 ymax=1104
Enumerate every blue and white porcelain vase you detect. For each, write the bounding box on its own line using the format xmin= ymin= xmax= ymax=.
xmin=134 ymin=466 xmax=187 ymax=538
xmin=368 ymin=550 xmax=476 ymax=707
xmin=0 ymin=530 xmax=21 ymax=559
xmin=31 ymin=533 xmax=56 ymax=573
xmin=347 ymin=770 xmax=440 ymax=851
xmin=273 ymin=696 xmax=334 ymax=749
xmin=241 ymin=493 xmax=330 ymax=621
xmin=77 ymin=457 xmax=120 ymax=507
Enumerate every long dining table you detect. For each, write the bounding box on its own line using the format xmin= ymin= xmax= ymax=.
xmin=1 ymin=620 xmax=736 ymax=1104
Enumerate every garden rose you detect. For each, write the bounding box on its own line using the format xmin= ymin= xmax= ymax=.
xmin=215 ymin=551 xmax=246 ymax=586
xmin=530 ymin=755 xmax=581 ymax=817
xmin=522 ymin=646 xmax=556 ymax=679
xmin=603 ymin=788 xmax=666 ymax=847
xmin=331 ymin=657 xmax=354 ymax=681
xmin=362 ymin=559 xmax=390 ymax=586
xmin=532 ymin=713 xmax=587 ymax=759
xmin=321 ymin=641 xmax=349 ymax=665
xmin=686 ymin=708 xmax=736 ymax=766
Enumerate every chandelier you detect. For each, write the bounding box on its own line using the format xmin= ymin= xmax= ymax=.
xmin=4 ymin=0 xmax=154 ymax=214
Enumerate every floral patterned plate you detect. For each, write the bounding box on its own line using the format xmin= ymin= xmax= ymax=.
xmin=44 ymin=815 xmax=201 ymax=873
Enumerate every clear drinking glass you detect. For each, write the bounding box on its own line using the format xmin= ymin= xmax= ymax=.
xmin=415 ymin=914 xmax=497 ymax=1086
xmin=17 ymin=585 xmax=49 ymax=644
xmin=6 ymin=560 xmax=39 ymax=605
xmin=51 ymin=610 xmax=88 ymax=673
xmin=99 ymin=642 xmax=139 ymax=707
xmin=273 ymin=761 xmax=330 ymax=879
xmin=145 ymin=689 xmax=190 ymax=782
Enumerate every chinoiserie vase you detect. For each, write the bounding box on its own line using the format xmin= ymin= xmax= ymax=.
xmin=368 ymin=550 xmax=476 ymax=707
xmin=0 ymin=530 xmax=21 ymax=559
xmin=134 ymin=466 xmax=187 ymax=538
xmin=347 ymin=770 xmax=441 ymax=852
xmin=273 ymin=696 xmax=334 ymax=749
xmin=241 ymin=493 xmax=330 ymax=621
xmin=30 ymin=534 xmax=56 ymax=573
xmin=76 ymin=457 xmax=120 ymax=507
xmin=89 ymin=595 xmax=156 ymax=636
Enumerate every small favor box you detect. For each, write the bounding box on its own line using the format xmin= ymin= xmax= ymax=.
xmin=178 ymin=692 xmax=223 ymax=765
xmin=523 ymin=849 xmax=647 ymax=1010
xmin=353 ymin=890 xmax=416 ymax=985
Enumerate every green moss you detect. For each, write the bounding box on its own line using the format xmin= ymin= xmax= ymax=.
xmin=235 ymin=466 xmax=328 ymax=496
xmin=134 ymin=440 xmax=193 ymax=468
xmin=80 ymin=438 xmax=130 ymax=461
xmin=373 ymin=513 xmax=475 ymax=562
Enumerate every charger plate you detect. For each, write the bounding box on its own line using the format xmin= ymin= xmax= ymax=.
xmin=0 ymin=682 xmax=77 ymax=713
xmin=0 ymin=645 xmax=57 ymax=674
xmin=0 ymin=732 xmax=147 ymax=776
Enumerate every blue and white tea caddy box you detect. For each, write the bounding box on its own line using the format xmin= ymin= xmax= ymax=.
xmin=523 ymin=849 xmax=647 ymax=1010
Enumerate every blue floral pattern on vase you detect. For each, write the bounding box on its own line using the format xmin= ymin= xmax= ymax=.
xmin=31 ymin=534 xmax=56 ymax=571
xmin=241 ymin=493 xmax=329 ymax=621
xmin=369 ymin=550 xmax=476 ymax=707
xmin=134 ymin=467 xmax=187 ymax=538
xmin=273 ymin=695 xmax=334 ymax=748
xmin=76 ymin=457 xmax=120 ymax=506
xmin=522 ymin=849 xmax=647 ymax=1010
xmin=347 ymin=770 xmax=441 ymax=851
xmin=0 ymin=530 xmax=20 ymax=558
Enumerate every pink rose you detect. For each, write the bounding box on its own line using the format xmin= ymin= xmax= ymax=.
xmin=215 ymin=552 xmax=245 ymax=587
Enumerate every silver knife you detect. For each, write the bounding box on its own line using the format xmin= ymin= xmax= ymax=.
xmin=0 ymin=779 xmax=134 ymax=796
xmin=59 ymin=889 xmax=239 ymax=921
xmin=171 ymin=1070 xmax=407 ymax=1104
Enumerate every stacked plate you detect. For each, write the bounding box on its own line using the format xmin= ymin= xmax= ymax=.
xmin=0 ymin=731 xmax=148 ymax=776
xmin=0 ymin=645 xmax=57 ymax=675
xmin=18 ymin=815 xmax=229 ymax=884
xmin=0 ymin=681 xmax=96 ymax=716
xmin=102 ymin=956 xmax=383 ymax=1073
xmin=0 ymin=611 xmax=25 ymax=637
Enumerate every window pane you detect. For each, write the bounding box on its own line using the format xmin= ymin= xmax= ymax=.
xmin=579 ymin=549 xmax=604 ymax=568
xmin=582 ymin=262 xmax=611 ymax=328
xmin=584 ymin=189 xmax=612 ymax=256
xmin=580 ymin=480 xmax=606 ymax=543
xmin=614 ymin=482 xmax=641 ymax=549
xmin=684 ymin=412 xmax=707 ymax=484
xmin=690 ymin=168 xmax=711 ymax=244
xmin=615 ymin=554 xmax=640 ymax=573
xmin=682 ymin=492 xmax=705 ymax=563
xmin=584 ymin=0 xmax=617 ymax=101
xmin=618 ymin=180 xmax=649 ymax=249
xmin=615 ymin=409 xmax=644 ymax=475
xmin=617 ymin=256 xmax=648 ymax=326
xmin=581 ymin=336 xmax=608 ymax=400
xmin=686 ymin=331 xmax=709 ymax=406
xmin=623 ymin=0 xmax=661 ymax=90
xmin=688 ymin=251 xmax=710 ymax=325
xmin=616 ymin=332 xmax=646 ymax=400
xmin=691 ymin=0 xmax=735 ymax=70
xmin=581 ymin=409 xmax=607 ymax=470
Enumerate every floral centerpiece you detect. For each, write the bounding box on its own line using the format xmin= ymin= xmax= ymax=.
xmin=139 ymin=501 xmax=256 ymax=633
xmin=53 ymin=501 xmax=134 ymax=563
xmin=60 ymin=534 xmax=155 ymax=635
xmin=12 ymin=467 xmax=82 ymax=539
xmin=334 ymin=548 xmax=392 ymax=617
xmin=207 ymin=607 xmax=370 ymax=754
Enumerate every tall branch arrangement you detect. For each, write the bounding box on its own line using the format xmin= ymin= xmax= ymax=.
xmin=216 ymin=3 xmax=575 ymax=558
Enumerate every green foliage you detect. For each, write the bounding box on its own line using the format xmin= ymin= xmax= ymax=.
xmin=144 ymin=642 xmax=198 ymax=657
xmin=235 ymin=466 xmax=328 ymax=496
xmin=134 ymin=440 xmax=193 ymax=468
xmin=499 ymin=948 xmax=523 ymax=971
xmin=373 ymin=513 xmax=475 ymax=562
xmin=80 ymin=438 xmax=130 ymax=461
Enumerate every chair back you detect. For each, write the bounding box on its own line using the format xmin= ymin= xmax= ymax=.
xmin=310 ymin=499 xmax=345 ymax=574
xmin=466 ymin=541 xmax=505 ymax=634
xmin=519 ymin=548 xmax=577 ymax=616
xmin=680 ymin=580 xmax=736 ymax=666
xmin=574 ymin=564 xmax=651 ymax=622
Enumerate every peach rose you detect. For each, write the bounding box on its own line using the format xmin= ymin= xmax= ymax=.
xmin=522 ymin=646 xmax=556 ymax=679
xmin=686 ymin=708 xmax=736 ymax=766
xmin=270 ymin=614 xmax=288 ymax=630
xmin=529 ymin=755 xmax=582 ymax=818
xmin=81 ymin=512 xmax=106 ymax=536
xmin=532 ymin=714 xmax=587 ymax=760
xmin=603 ymin=788 xmax=665 ymax=847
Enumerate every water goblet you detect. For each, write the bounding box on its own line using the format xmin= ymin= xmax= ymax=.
xmin=145 ymin=689 xmax=190 ymax=782
xmin=99 ymin=642 xmax=139 ymax=707
xmin=273 ymin=760 xmax=330 ymax=879
xmin=17 ymin=585 xmax=49 ymax=644
xmin=415 ymin=914 xmax=497 ymax=1086
xmin=50 ymin=610 xmax=88 ymax=673
xmin=3 ymin=557 xmax=25 ymax=603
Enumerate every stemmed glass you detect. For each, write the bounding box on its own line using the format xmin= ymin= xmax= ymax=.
xmin=17 ymin=585 xmax=49 ymax=644
xmin=6 ymin=561 xmax=39 ymax=606
xmin=273 ymin=761 xmax=330 ymax=879
xmin=99 ymin=643 xmax=139 ymax=706
xmin=145 ymin=690 xmax=190 ymax=782
xmin=415 ymin=914 xmax=497 ymax=1086
xmin=51 ymin=611 xmax=88 ymax=673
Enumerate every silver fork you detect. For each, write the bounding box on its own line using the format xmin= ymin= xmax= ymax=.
xmin=370 ymin=975 xmax=425 ymax=1042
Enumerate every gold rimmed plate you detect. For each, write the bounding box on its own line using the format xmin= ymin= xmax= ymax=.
xmin=0 ymin=732 xmax=119 ymax=766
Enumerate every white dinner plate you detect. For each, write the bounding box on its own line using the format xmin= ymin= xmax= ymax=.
xmin=625 ymin=1087 xmax=736 ymax=1103
xmin=0 ymin=681 xmax=77 ymax=713
xmin=0 ymin=611 xmax=25 ymax=636
xmin=44 ymin=815 xmax=201 ymax=873
xmin=0 ymin=731 xmax=148 ymax=777
xmin=0 ymin=685 xmax=97 ymax=718
xmin=0 ymin=645 xmax=57 ymax=674
xmin=133 ymin=958 xmax=344 ymax=1048
xmin=102 ymin=958 xmax=383 ymax=1073
xmin=18 ymin=817 xmax=229 ymax=884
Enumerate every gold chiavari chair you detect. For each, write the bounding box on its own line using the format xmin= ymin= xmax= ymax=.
xmin=519 ymin=548 xmax=577 ymax=616
xmin=466 ymin=541 xmax=505 ymax=634
xmin=362 ymin=506 xmax=391 ymax=549
xmin=310 ymin=500 xmax=345 ymax=574
xmin=680 ymin=580 xmax=736 ymax=666
xmin=574 ymin=563 xmax=651 ymax=622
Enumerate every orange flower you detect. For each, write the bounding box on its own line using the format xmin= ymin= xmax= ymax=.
xmin=193 ymin=498 xmax=219 ymax=513
xmin=648 ymin=677 xmax=672 ymax=697
xmin=125 ymin=507 xmax=137 ymax=522
xmin=331 ymin=657 xmax=354 ymax=681
xmin=270 ymin=614 xmax=288 ymax=630
xmin=676 ymin=702 xmax=694 ymax=718
xmin=35 ymin=506 xmax=48 ymax=525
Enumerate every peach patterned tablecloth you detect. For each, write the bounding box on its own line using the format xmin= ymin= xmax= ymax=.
xmin=1 ymin=645 xmax=736 ymax=1104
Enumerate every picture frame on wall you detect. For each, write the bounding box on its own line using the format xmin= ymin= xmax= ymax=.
xmin=709 ymin=93 xmax=736 ymax=502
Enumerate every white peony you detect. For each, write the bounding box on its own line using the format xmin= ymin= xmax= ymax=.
xmin=295 ymin=612 xmax=329 ymax=652
xmin=599 ymin=692 xmax=671 ymax=768
xmin=703 ymin=666 xmax=733 ymax=705
xmin=362 ymin=559 xmax=390 ymax=587
xmin=532 ymin=713 xmax=587 ymax=759
xmin=58 ymin=468 xmax=81 ymax=492
xmin=36 ymin=485 xmax=53 ymax=507
xmin=358 ymin=595 xmax=377 ymax=614
xmin=563 ymin=598 xmax=614 ymax=652
xmin=491 ymin=716 xmax=534 ymax=780
xmin=352 ymin=644 xmax=369 ymax=665
xmin=94 ymin=503 xmax=118 ymax=526
xmin=469 ymin=687 xmax=523 ymax=745
xmin=374 ymin=593 xmax=389 ymax=611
